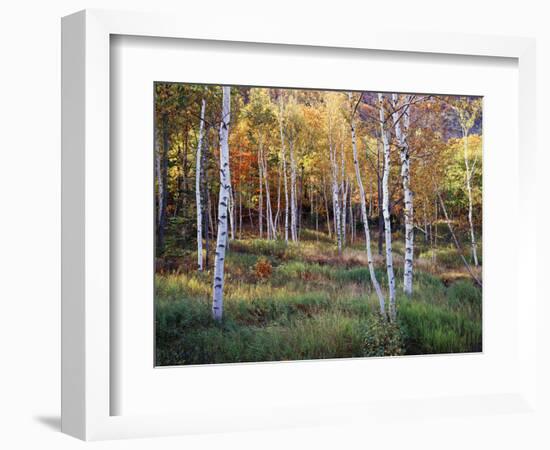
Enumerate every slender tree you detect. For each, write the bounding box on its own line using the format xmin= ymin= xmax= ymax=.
xmin=450 ymin=99 xmax=481 ymax=266
xmin=391 ymin=94 xmax=414 ymax=295
xmin=278 ymin=94 xmax=290 ymax=244
xmin=195 ymin=98 xmax=206 ymax=270
xmin=378 ymin=93 xmax=396 ymax=321
xmin=156 ymin=113 xmax=170 ymax=254
xmin=349 ymin=92 xmax=385 ymax=314
xmin=328 ymin=111 xmax=342 ymax=255
xmin=212 ymin=86 xmax=231 ymax=322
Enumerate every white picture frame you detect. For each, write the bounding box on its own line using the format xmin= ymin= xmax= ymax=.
xmin=61 ymin=9 xmax=538 ymax=441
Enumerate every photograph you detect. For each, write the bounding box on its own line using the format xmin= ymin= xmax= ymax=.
xmin=154 ymin=83 xmax=482 ymax=366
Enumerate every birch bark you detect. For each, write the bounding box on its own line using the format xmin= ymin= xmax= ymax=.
xmin=258 ymin=140 xmax=263 ymax=239
xmin=289 ymin=140 xmax=298 ymax=242
xmin=328 ymin=118 xmax=342 ymax=255
xmin=391 ymin=94 xmax=414 ymax=295
xmin=349 ymin=92 xmax=385 ymax=315
xmin=462 ymin=129 xmax=479 ymax=266
xmin=260 ymin=142 xmax=276 ymax=239
xmin=157 ymin=114 xmax=169 ymax=253
xmin=212 ymin=86 xmax=231 ymax=321
xmin=341 ymin=143 xmax=347 ymax=245
xmin=322 ymin=180 xmax=332 ymax=238
xmin=378 ymin=94 xmax=396 ymax=321
xmin=195 ymin=98 xmax=206 ymax=271
xmin=452 ymin=102 xmax=480 ymax=267
xmin=278 ymin=96 xmax=290 ymax=244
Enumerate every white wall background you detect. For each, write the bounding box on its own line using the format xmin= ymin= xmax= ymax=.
xmin=0 ymin=1 xmax=547 ymax=449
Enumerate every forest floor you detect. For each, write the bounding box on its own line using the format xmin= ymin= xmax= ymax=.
xmin=155 ymin=229 xmax=482 ymax=366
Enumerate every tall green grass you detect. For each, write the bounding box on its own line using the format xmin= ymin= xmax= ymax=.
xmin=155 ymin=238 xmax=482 ymax=365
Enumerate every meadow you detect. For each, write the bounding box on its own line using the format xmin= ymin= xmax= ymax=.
xmin=155 ymin=230 xmax=482 ymax=366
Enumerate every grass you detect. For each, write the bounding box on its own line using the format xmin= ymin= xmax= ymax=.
xmin=156 ymin=235 xmax=482 ymax=366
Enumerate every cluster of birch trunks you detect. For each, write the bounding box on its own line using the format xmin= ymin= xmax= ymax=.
xmin=155 ymin=84 xmax=482 ymax=323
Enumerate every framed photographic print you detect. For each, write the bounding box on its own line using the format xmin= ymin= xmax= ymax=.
xmin=152 ymin=82 xmax=483 ymax=367
xmin=62 ymin=9 xmax=538 ymax=442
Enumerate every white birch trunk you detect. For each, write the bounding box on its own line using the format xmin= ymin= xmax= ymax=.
xmin=349 ymin=93 xmax=385 ymax=314
xmin=289 ymin=140 xmax=298 ymax=242
xmin=340 ymin=144 xmax=347 ymax=245
xmin=195 ymin=98 xmax=206 ymax=271
xmin=462 ymin=129 xmax=479 ymax=266
xmin=349 ymin=192 xmax=354 ymax=243
xmin=342 ymin=179 xmax=349 ymax=245
xmin=258 ymin=141 xmax=263 ymax=239
xmin=328 ymin=124 xmax=342 ymax=255
xmin=260 ymin=142 xmax=276 ymax=239
xmin=228 ymin=183 xmax=235 ymax=242
xmin=212 ymin=86 xmax=231 ymax=322
xmin=391 ymin=94 xmax=414 ymax=296
xmin=378 ymin=93 xmax=396 ymax=321
xmin=155 ymin=134 xmax=162 ymax=230
xmin=274 ymin=157 xmax=282 ymax=234
xmin=322 ymin=180 xmax=332 ymax=238
xmin=279 ymin=103 xmax=290 ymax=244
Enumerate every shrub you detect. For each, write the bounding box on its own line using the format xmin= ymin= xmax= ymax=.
xmin=362 ymin=314 xmax=405 ymax=357
xmin=254 ymin=257 xmax=273 ymax=280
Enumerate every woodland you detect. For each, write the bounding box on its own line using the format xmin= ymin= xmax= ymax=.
xmin=154 ymin=83 xmax=482 ymax=366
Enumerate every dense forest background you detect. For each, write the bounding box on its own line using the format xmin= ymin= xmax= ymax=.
xmin=154 ymin=83 xmax=482 ymax=366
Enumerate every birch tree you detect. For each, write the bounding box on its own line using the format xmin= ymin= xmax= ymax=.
xmin=278 ymin=94 xmax=290 ymax=244
xmin=327 ymin=107 xmax=342 ymax=255
xmin=349 ymin=92 xmax=385 ymax=314
xmin=258 ymin=141 xmax=264 ymax=238
xmin=284 ymin=98 xmax=302 ymax=242
xmin=378 ymin=93 xmax=396 ymax=321
xmin=391 ymin=94 xmax=414 ymax=295
xmin=340 ymin=141 xmax=348 ymax=245
xmin=260 ymin=140 xmax=276 ymax=239
xmin=195 ymin=98 xmax=206 ymax=270
xmin=450 ymin=98 xmax=481 ymax=266
xmin=289 ymin=139 xmax=299 ymax=242
xmin=156 ymin=113 xmax=169 ymax=253
xmin=212 ymin=86 xmax=231 ymax=322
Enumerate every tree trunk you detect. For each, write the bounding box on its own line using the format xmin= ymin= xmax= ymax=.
xmin=279 ymin=96 xmax=290 ymax=244
xmin=260 ymin=141 xmax=276 ymax=239
xmin=195 ymin=98 xmax=206 ymax=271
xmin=289 ymin=140 xmax=298 ymax=242
xmin=239 ymin=189 xmax=243 ymax=239
xmin=340 ymin=144 xmax=347 ymax=246
xmin=228 ymin=183 xmax=235 ymax=242
xmin=322 ymin=179 xmax=332 ymax=238
xmin=157 ymin=113 xmax=169 ymax=255
xmin=342 ymin=179 xmax=349 ymax=245
xmin=182 ymin=124 xmax=189 ymax=196
xmin=391 ymin=94 xmax=414 ymax=296
xmin=378 ymin=94 xmax=396 ymax=321
xmin=201 ymin=130 xmax=211 ymax=269
xmin=212 ymin=86 xmax=231 ymax=322
xmin=298 ymin=166 xmax=304 ymax=237
xmin=462 ymin=129 xmax=479 ymax=266
xmin=350 ymin=92 xmax=386 ymax=314
xmin=329 ymin=138 xmax=342 ymax=255
xmin=258 ymin=141 xmax=263 ymax=239
xmin=274 ymin=157 xmax=282 ymax=234
xmin=377 ymin=143 xmax=384 ymax=256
